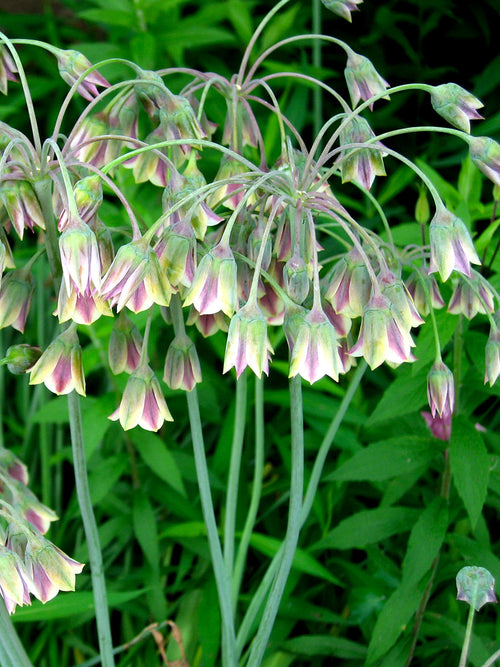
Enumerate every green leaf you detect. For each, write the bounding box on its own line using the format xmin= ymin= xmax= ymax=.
xmin=326 ymin=436 xmax=437 ymax=482
xmin=450 ymin=415 xmax=490 ymax=529
xmin=314 ymin=507 xmax=419 ymax=550
xmin=77 ymin=9 xmax=135 ymax=28
xmin=88 ymin=455 xmax=128 ymax=505
xmin=130 ymin=430 xmax=186 ymax=497
xmin=281 ymin=635 xmax=367 ymax=659
xmin=250 ymin=533 xmax=343 ymax=585
xmin=133 ymin=490 xmax=159 ymax=570
xmin=32 ymin=396 xmax=70 ymax=423
xmin=366 ymin=365 xmax=428 ymax=426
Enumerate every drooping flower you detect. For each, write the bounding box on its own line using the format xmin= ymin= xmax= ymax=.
xmin=0 ymin=45 xmax=18 ymax=95
xmin=428 ymin=207 xmax=480 ymax=281
xmin=56 ymin=49 xmax=110 ymax=101
xmin=421 ymin=411 xmax=451 ymax=441
xmin=55 ymin=279 xmax=112 ymax=325
xmin=283 ymin=253 xmax=311 ymax=305
xmin=163 ymin=334 xmax=202 ymax=391
xmin=447 ymin=274 xmax=495 ymax=319
xmin=223 ymin=301 xmax=273 ymax=378
xmin=321 ymin=0 xmax=363 ymax=22
xmin=456 ymin=566 xmax=497 ymax=612
xmin=59 ymin=216 xmax=102 ymax=296
xmin=427 ymin=360 xmax=454 ymax=419
xmin=24 ymin=538 xmax=84 ymax=604
xmin=339 ymin=116 xmax=386 ymax=190
xmin=0 ymin=268 xmax=34 ymax=333
xmin=324 ymin=248 xmax=372 ymax=318
xmin=0 ymin=546 xmax=32 ymax=614
xmin=485 ymin=322 xmax=500 ymax=387
xmin=0 ymin=180 xmax=45 ymax=239
xmin=349 ymin=293 xmax=416 ymax=369
xmin=405 ymin=269 xmax=445 ymax=316
xmin=344 ymin=51 xmax=390 ymax=109
xmin=430 ymin=83 xmax=483 ymax=133
xmin=183 ymin=243 xmax=238 ymax=317
xmin=29 ymin=326 xmax=86 ymax=396
xmin=108 ymin=312 xmax=143 ymax=375
xmin=380 ymin=271 xmax=424 ymax=329
xmin=109 ymin=364 xmax=173 ymax=431
xmin=469 ymin=136 xmax=500 ymax=188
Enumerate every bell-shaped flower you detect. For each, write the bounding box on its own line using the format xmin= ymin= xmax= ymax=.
xmin=183 ymin=243 xmax=238 ymax=317
xmin=186 ymin=308 xmax=229 ymax=338
xmin=55 ymin=279 xmax=112 ymax=325
xmin=469 ymin=136 xmax=500 ymax=188
xmin=288 ymin=305 xmax=344 ymax=384
xmin=24 ymin=537 xmax=84 ymax=604
xmin=344 ymin=51 xmax=389 ymax=109
xmin=421 ymin=411 xmax=451 ymax=441
xmin=29 ymin=326 xmax=85 ymax=396
xmin=324 ymin=248 xmax=371 ymax=318
xmin=0 ymin=446 xmax=28 ymax=485
xmin=58 ymin=175 xmax=103 ymax=231
xmin=283 ymin=253 xmax=311 ymax=305
xmin=100 ymin=236 xmax=173 ymax=313
xmin=430 ymin=83 xmax=483 ymax=134
xmin=223 ymin=301 xmax=273 ymax=378
xmin=0 ymin=180 xmax=45 ymax=239
xmin=456 ymin=566 xmax=497 ymax=612
xmin=56 ymin=49 xmax=109 ymax=101
xmin=109 ymin=363 xmax=173 ymax=431
xmin=339 ymin=116 xmax=386 ymax=190
xmin=405 ymin=269 xmax=445 ymax=316
xmin=485 ymin=322 xmax=500 ymax=387
xmin=154 ymin=220 xmax=196 ymax=289
xmin=0 ymin=45 xmax=18 ymax=95
xmin=59 ymin=215 xmax=102 ymax=296
xmin=0 ymin=268 xmax=34 ymax=333
xmin=122 ymin=125 xmax=171 ymax=187
xmin=0 ymin=546 xmax=32 ymax=614
xmin=427 ymin=360 xmax=454 ymax=419
xmin=380 ymin=271 xmax=424 ymax=329
xmin=108 ymin=312 xmax=143 ymax=375
xmin=349 ymin=293 xmax=416 ymax=369
xmin=429 ymin=207 xmax=480 ymax=281
xmin=163 ymin=333 xmax=202 ymax=391
xmin=67 ymin=115 xmax=108 ymax=166
xmin=1 ymin=344 xmax=42 ymax=375
xmin=447 ymin=274 xmax=495 ymax=319
xmin=321 ymin=0 xmax=363 ymax=22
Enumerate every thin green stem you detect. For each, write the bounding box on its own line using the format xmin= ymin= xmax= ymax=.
xmin=233 ymin=376 xmax=265 ymax=608
xmin=312 ymin=0 xmax=323 ymax=145
xmin=0 ymin=599 xmax=34 ymax=667
xmin=185 ymin=387 xmax=238 ymax=666
xmin=245 ymin=375 xmax=304 ymax=666
xmin=67 ymin=391 xmax=115 ymax=667
xmin=224 ymin=371 xmax=248 ymax=604
xmin=459 ymin=604 xmax=476 ymax=667
xmin=481 ymin=647 xmax=500 ymax=667
xmin=237 ymin=362 xmax=366 ymax=654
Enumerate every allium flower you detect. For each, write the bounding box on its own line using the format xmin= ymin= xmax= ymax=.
xmin=109 ymin=364 xmax=173 ymax=431
xmin=24 ymin=538 xmax=84 ymax=604
xmin=222 ymin=98 xmax=261 ymax=149
xmin=209 ymin=156 xmax=251 ymax=210
xmin=405 ymin=269 xmax=445 ymax=316
xmin=324 ymin=248 xmax=371 ymax=318
xmin=122 ymin=126 xmax=171 ymax=187
xmin=0 ymin=45 xmax=18 ymax=95
xmin=321 ymin=0 xmax=363 ymax=22
xmin=0 ymin=180 xmax=45 ymax=239
xmin=59 ymin=216 xmax=102 ymax=296
xmin=429 ymin=207 xmax=480 ymax=281
xmin=421 ymin=411 xmax=451 ymax=441
xmin=288 ymin=305 xmax=344 ymax=384
xmin=186 ymin=309 xmax=229 ymax=338
xmin=344 ymin=51 xmax=390 ymax=109
xmin=163 ymin=334 xmax=202 ymax=391
xmin=349 ymin=294 xmax=416 ymax=369
xmin=430 ymin=83 xmax=483 ymax=134
xmin=448 ymin=275 xmax=495 ymax=319
xmin=283 ymin=253 xmax=311 ymax=304
xmin=58 ymin=175 xmax=103 ymax=231
xmin=100 ymin=237 xmax=173 ymax=313
xmin=0 ymin=546 xmax=31 ymax=614
xmin=55 ymin=280 xmax=112 ymax=325
xmin=223 ymin=301 xmax=273 ymax=378
xmin=183 ymin=243 xmax=238 ymax=317
xmin=380 ymin=271 xmax=424 ymax=329
xmin=339 ymin=116 xmax=386 ymax=189
xmin=155 ymin=221 xmax=196 ymax=288
xmin=1 ymin=475 xmax=58 ymax=534
xmin=0 ymin=446 xmax=28 ymax=485
xmin=108 ymin=312 xmax=143 ymax=375
xmin=469 ymin=136 xmax=500 ymax=188
xmin=29 ymin=326 xmax=86 ymax=396
xmin=427 ymin=360 xmax=454 ymax=419
xmin=485 ymin=323 xmax=500 ymax=387
xmin=456 ymin=566 xmax=497 ymax=612
xmin=1 ymin=344 xmax=42 ymax=374
xmin=56 ymin=49 xmax=110 ymax=101
xmin=0 ymin=268 xmax=34 ymax=333
xmin=67 ymin=115 xmax=108 ymax=166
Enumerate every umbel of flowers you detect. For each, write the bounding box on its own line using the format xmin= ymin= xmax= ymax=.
xmin=0 ymin=0 xmax=500 ymax=622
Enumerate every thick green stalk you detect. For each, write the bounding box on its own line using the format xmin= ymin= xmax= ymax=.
xmin=0 ymin=599 xmax=34 ymax=667
xmin=245 ymin=375 xmax=304 ymax=666
xmin=233 ymin=376 xmax=265 ymax=609
xmin=68 ymin=391 xmax=115 ymax=667
xmin=224 ymin=371 xmax=248 ymax=602
xmin=186 ymin=387 xmax=238 ymax=666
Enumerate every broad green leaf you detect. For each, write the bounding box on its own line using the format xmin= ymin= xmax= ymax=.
xmin=77 ymin=9 xmax=135 ymax=28
xmin=32 ymin=396 xmax=70 ymax=423
xmin=198 ymin=579 xmax=220 ymax=667
xmin=130 ymin=430 xmax=186 ymax=497
xmin=89 ymin=455 xmax=128 ymax=505
xmin=415 ymin=158 xmax=461 ymax=209
xmin=133 ymin=490 xmax=159 ymax=570
xmin=161 ymin=521 xmax=208 ymax=539
xmin=11 ymin=589 xmax=145 ymax=623
xmin=250 ymin=533 xmax=342 ymax=585
xmin=367 ymin=366 xmax=428 ymax=427
xmin=412 ymin=310 xmax=459 ymax=373
xmin=314 ymin=507 xmax=419 ymax=551
xmin=281 ymin=635 xmax=367 ymax=659
xmin=401 ymin=497 xmax=448 ymax=587
xmin=450 ymin=415 xmax=490 ymax=529
xmin=326 ymin=436 xmax=437 ymax=482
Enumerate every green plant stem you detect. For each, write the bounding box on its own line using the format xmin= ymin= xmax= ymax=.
xmin=245 ymin=375 xmax=304 ymax=666
xmin=233 ymin=376 xmax=265 ymax=608
xmin=224 ymin=370 xmax=248 ymax=607
xmin=185 ymin=387 xmax=238 ymax=667
xmin=67 ymin=391 xmax=115 ymax=667
xmin=312 ymin=0 xmax=322 ymax=143
xmin=236 ymin=362 xmax=366 ymax=655
xmin=0 ymin=599 xmax=34 ymax=667
xmin=481 ymin=648 xmax=500 ymax=667
xmin=459 ymin=604 xmax=476 ymax=667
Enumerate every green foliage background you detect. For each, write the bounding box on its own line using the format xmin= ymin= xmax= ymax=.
xmin=1 ymin=1 xmax=500 ymax=665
